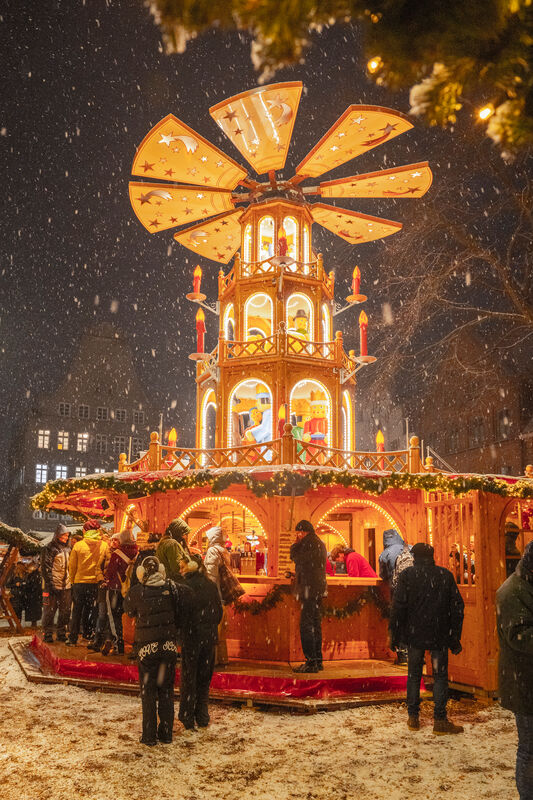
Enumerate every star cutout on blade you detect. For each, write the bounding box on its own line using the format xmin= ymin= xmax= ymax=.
xmin=215 ymin=160 xmax=224 ymax=168
xmin=139 ymin=193 xmax=152 ymax=205
xmin=234 ymin=127 xmax=244 ymax=136
xmin=141 ymin=161 xmax=155 ymax=173
xmin=224 ymin=110 xmax=238 ymax=122
xmin=159 ymin=133 xmax=176 ymax=147
xmin=164 ymin=168 xmax=175 ymax=177
xmin=380 ymin=123 xmax=398 ymax=135
xmin=351 ymin=115 xmax=365 ymax=125
xmin=200 ymin=156 xmax=208 ymax=162
xmin=188 ymin=167 xmax=198 ymax=176
xmin=149 ymin=219 xmax=161 ymax=228
xmin=221 ymin=220 xmax=229 ymax=226
xmin=170 ymin=217 xmax=178 ymax=224
xmin=411 ymin=171 xmax=421 ymax=177
xmin=184 ymin=207 xmax=193 ymax=215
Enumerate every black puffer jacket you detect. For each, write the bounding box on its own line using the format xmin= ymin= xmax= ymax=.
xmin=124 ymin=579 xmax=193 ymax=646
xmin=41 ymin=533 xmax=70 ymax=591
xmin=496 ymin=558 xmax=533 ymax=715
xmin=183 ymin=570 xmax=223 ymax=648
xmin=290 ymin=532 xmax=327 ymax=601
xmin=390 ymin=556 xmax=464 ymax=650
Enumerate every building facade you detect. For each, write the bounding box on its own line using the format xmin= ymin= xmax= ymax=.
xmin=6 ymin=325 xmax=160 ymax=532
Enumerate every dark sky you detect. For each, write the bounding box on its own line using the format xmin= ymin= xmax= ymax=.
xmin=1 ymin=0 xmax=507 ymax=462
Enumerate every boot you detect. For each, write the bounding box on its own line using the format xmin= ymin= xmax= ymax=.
xmin=433 ymin=718 xmax=464 ymax=735
xmin=293 ymin=661 xmax=320 ymax=673
xmin=115 ymin=640 xmax=124 ymax=655
xmin=100 ymin=639 xmax=114 ymax=656
xmin=407 ymin=716 xmax=420 ymax=731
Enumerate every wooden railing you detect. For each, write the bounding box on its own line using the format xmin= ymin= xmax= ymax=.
xmin=118 ymin=431 xmax=425 ymax=475
xmin=225 ymin=334 xmax=277 ymax=359
xmin=240 ymin=257 xmax=319 ymax=279
xmin=286 ymin=334 xmax=336 ymax=360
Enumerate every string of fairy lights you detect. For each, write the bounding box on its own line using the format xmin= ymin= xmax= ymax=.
xmin=31 ymin=467 xmax=533 ymax=516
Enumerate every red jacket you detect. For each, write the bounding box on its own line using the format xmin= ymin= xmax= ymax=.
xmin=103 ymin=542 xmax=138 ymax=590
xmin=345 ymin=550 xmax=377 ymax=578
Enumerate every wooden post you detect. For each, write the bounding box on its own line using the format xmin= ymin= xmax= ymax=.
xmin=234 ymin=250 xmax=241 ymax=278
xmin=424 ymin=456 xmax=435 ymax=472
xmin=408 ymin=435 xmax=421 ymax=473
xmin=0 ymin=546 xmax=24 ymax=633
xmin=148 ymin=431 xmax=160 ymax=470
xmin=317 ymin=252 xmax=323 ymax=280
xmin=118 ymin=453 xmax=128 ymax=472
xmin=282 ymin=422 xmax=294 ymax=465
xmin=334 ymin=330 xmax=343 ymax=365
xmin=525 ymin=464 xmax=533 ymax=479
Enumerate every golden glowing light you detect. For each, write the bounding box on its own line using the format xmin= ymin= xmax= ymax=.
xmin=367 ymin=57 xmax=382 ymax=74
xmin=168 ymin=427 xmax=177 ymax=446
xmin=478 ymin=104 xmax=494 ymax=121
xmin=193 ymin=264 xmax=202 ymax=278
xmin=196 ymin=307 xmax=205 ymax=323
xmin=376 ymin=429 xmax=385 ymax=446
xmin=353 ymin=266 xmax=360 ymax=279
xmin=359 ymin=310 xmax=368 ymax=326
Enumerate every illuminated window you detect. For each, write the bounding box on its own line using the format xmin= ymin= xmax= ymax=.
xmin=321 ymin=303 xmax=331 ymax=342
xmin=303 ymin=224 xmax=310 ymax=267
xmin=115 ymin=409 xmax=126 ymax=423
xmin=35 ymin=463 xmax=48 ymax=483
xmin=282 ymin=216 xmax=298 ymax=263
xmin=287 ymin=293 xmax=313 ymax=339
xmin=258 ymin=216 xmax=274 ymax=262
xmin=75 ymin=466 xmax=87 ymax=478
xmin=244 ymin=293 xmax=273 ymax=339
xmin=223 ymin=303 xmax=235 ymax=341
xmin=57 ymin=430 xmax=69 ymax=451
xmin=228 ymin=380 xmax=273 ymax=448
xmin=342 ymin=391 xmax=353 ymax=452
xmin=96 ymin=406 xmax=109 ymax=421
xmin=95 ymin=434 xmax=107 ymax=454
xmin=59 ymin=402 xmax=71 ymax=417
xmin=243 ymin=224 xmax=252 ymax=262
xmin=77 ymin=432 xmax=89 ymax=452
xmin=55 ymin=465 xmax=68 ymax=479
xmin=113 ymin=435 xmax=127 ymax=454
xmin=290 ymin=379 xmax=331 ymax=447
xmin=94 ymin=468 xmax=106 ymax=474
xmin=78 ymin=404 xmax=89 ymax=419
xmin=37 ymin=429 xmax=50 ymax=449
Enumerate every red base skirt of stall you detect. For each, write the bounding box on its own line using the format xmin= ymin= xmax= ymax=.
xmin=29 ymin=636 xmax=421 ymax=700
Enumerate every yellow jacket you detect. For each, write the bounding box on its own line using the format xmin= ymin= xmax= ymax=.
xmin=69 ymin=530 xmax=110 ymax=584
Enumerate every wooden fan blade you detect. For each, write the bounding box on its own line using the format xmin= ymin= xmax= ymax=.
xmin=131 ymin=114 xmax=248 ymax=189
xmin=173 ymin=209 xmax=244 ymax=264
xmin=295 ymin=106 xmax=413 ymax=179
xmin=311 ymin=203 xmax=402 ymax=244
xmin=319 ymin=162 xmax=433 ymax=199
xmin=209 ymin=82 xmax=303 ymax=175
xmin=129 ymin=183 xmax=235 ymax=233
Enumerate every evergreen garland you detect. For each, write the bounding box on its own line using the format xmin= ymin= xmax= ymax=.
xmin=231 ymin=582 xmax=389 ymax=620
xmin=31 ymin=467 xmax=533 ymax=512
xmin=0 ymin=521 xmax=43 ymax=555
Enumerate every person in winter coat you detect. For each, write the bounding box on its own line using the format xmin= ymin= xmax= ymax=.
xmin=379 ymin=529 xmax=408 ymax=582
xmin=341 ymin=547 xmax=377 ymax=578
xmin=41 ymin=523 xmax=71 ymax=642
xmin=178 ymin=555 xmax=223 ymax=730
xmin=496 ymin=539 xmax=533 ymax=800
xmin=124 ymin=556 xmax=193 ymax=745
xmin=90 ymin=529 xmax=138 ymax=654
xmin=66 ymin=520 xmax=110 ymax=645
xmin=24 ymin=560 xmax=43 ymax=626
xmin=156 ymin=518 xmax=191 ymax=582
xmin=289 ymin=519 xmax=327 ymax=673
xmin=6 ymin=561 xmax=28 ymax=623
xmin=390 ymin=542 xmax=465 ymax=734
xmin=204 ymin=525 xmax=231 ymax=665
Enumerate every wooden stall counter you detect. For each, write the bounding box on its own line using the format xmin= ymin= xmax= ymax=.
xmin=226 ymin=576 xmax=393 ymax=664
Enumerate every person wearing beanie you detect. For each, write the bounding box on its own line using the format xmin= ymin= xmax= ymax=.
xmin=66 ymin=520 xmax=110 ymax=646
xmin=156 ymin=518 xmax=191 ymax=582
xmin=124 ymin=555 xmax=194 ymax=745
xmin=289 ymin=519 xmax=327 ymax=673
xmin=204 ymin=525 xmax=231 ymax=665
xmin=41 ymin=524 xmax=71 ymax=642
xmin=390 ymin=540 xmax=465 ymax=734
xmin=496 ymin=539 xmax=533 ymax=799
xmin=178 ymin=555 xmax=223 ymax=730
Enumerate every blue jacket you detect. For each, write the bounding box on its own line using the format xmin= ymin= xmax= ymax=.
xmin=379 ymin=529 xmax=406 ymax=581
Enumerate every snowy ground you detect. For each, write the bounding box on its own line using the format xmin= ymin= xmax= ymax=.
xmin=0 ymin=637 xmax=517 ymax=800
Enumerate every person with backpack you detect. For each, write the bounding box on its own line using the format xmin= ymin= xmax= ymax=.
xmin=66 ymin=520 xmax=110 ymax=646
xmin=379 ymin=529 xmax=413 ymax=664
xmin=156 ymin=517 xmax=191 ymax=582
xmin=390 ymin=542 xmax=465 ymax=734
xmin=89 ymin=529 xmax=138 ymax=655
xmin=41 ymin=524 xmax=71 ymax=642
xmin=124 ymin=555 xmax=193 ymax=746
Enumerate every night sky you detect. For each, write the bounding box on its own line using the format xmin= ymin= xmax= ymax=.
xmin=1 ymin=0 xmax=508 ymax=468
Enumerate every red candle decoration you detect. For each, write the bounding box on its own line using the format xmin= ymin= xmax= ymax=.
xmin=196 ymin=307 xmax=206 ymax=353
xmin=193 ymin=264 xmax=202 ymax=294
xmin=359 ymin=310 xmax=368 ymax=357
xmin=352 ymin=266 xmax=361 ymax=295
xmin=278 ymin=226 xmax=288 ymax=257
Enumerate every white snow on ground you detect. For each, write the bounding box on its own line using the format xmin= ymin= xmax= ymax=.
xmin=0 ymin=638 xmax=518 ymax=800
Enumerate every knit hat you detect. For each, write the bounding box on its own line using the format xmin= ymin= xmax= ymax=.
xmin=295 ymin=519 xmax=314 ymax=535
xmin=119 ymin=528 xmax=136 ymax=545
xmin=411 ymin=542 xmax=434 ymax=562
xmin=83 ymin=519 xmax=101 ymax=532
xmin=54 ymin=523 xmax=69 ymax=538
xmin=164 ymin=517 xmax=190 ymax=542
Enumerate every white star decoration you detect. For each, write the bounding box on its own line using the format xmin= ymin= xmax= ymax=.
xmin=159 ymin=133 xmax=175 ymax=147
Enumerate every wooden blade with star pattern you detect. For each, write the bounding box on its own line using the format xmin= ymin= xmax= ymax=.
xmin=129 ymin=182 xmax=235 ymax=233
xmin=311 ymin=203 xmax=402 ymax=244
xmin=131 ymin=114 xmax=248 ymax=189
xmin=317 ymin=162 xmax=433 ymax=199
xmin=173 ymin=209 xmax=244 ymax=264
xmin=209 ymin=82 xmax=303 ymax=175
xmin=294 ymin=106 xmax=413 ymax=180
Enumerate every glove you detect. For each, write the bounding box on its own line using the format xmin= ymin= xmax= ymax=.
xmin=450 ymin=642 xmax=462 ymax=655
